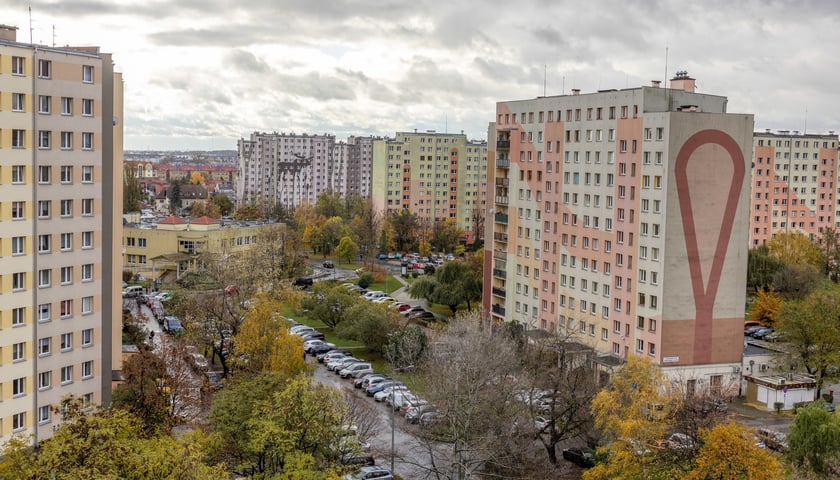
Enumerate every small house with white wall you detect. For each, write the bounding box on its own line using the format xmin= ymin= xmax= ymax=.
xmin=744 ymin=374 xmax=816 ymax=411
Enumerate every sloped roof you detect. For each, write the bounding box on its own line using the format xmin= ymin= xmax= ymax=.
xmin=191 ymin=216 xmax=219 ymax=225
xmin=158 ymin=215 xmax=187 ymax=225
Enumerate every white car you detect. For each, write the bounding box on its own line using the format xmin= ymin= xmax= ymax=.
xmin=372 ymin=296 xmax=395 ymax=304
xmin=340 ymin=363 xmax=373 ymax=379
xmin=374 ymin=385 xmax=409 ymax=402
xmin=363 ymin=291 xmax=385 ymax=300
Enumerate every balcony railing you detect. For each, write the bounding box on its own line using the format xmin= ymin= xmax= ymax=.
xmin=493 ymin=249 xmax=507 ymax=260
xmin=497 ymin=159 xmax=510 ymax=169
xmin=492 ymin=287 xmax=506 ymax=297
xmin=492 ymin=303 xmax=506 ymax=316
xmin=496 ymin=140 xmax=510 ymax=149
xmin=495 ymin=212 xmax=509 ymax=224
xmin=495 ymin=196 xmax=509 ymax=206
xmin=493 ymin=268 xmax=507 ymax=279
xmin=495 ymin=178 xmax=509 ymax=186
xmin=494 ymin=232 xmax=508 ymax=242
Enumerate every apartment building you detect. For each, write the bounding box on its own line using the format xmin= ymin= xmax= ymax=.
xmin=750 ymin=130 xmax=839 ymax=246
xmin=371 ymin=131 xmax=488 ymax=240
xmin=0 ymin=25 xmax=122 ymax=443
xmin=483 ymin=74 xmax=753 ymax=384
xmin=346 ymin=135 xmax=378 ymax=198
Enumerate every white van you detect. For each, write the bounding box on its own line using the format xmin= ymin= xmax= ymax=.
xmin=123 ymin=286 xmax=145 ymax=298
xmin=363 ymin=291 xmax=386 ymax=301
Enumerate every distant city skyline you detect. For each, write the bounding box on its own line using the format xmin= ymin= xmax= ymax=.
xmin=4 ymin=0 xmax=839 ymax=150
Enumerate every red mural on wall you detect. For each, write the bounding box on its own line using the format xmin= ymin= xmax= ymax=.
xmin=675 ymin=130 xmax=745 ymax=364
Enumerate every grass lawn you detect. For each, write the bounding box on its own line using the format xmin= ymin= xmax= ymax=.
xmin=366 ymin=275 xmax=403 ymax=295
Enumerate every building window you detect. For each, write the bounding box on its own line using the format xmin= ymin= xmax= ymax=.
xmin=82 ymin=360 xmax=93 ymax=379
xmin=61 ymin=165 xmax=73 ymax=183
xmin=39 ymin=371 xmax=51 ymax=390
xmin=60 ymin=299 xmax=72 ymax=318
xmin=38 ymin=165 xmax=51 ymax=183
xmin=12 ymin=412 xmax=26 ymax=432
xmin=38 ymin=337 xmax=51 ymax=356
xmin=39 ymin=406 xmax=50 ymax=424
xmin=61 ymin=131 xmax=73 ymax=149
xmin=82 ymin=328 xmax=93 ymax=347
xmin=12 ymin=236 xmax=24 ymax=255
xmin=82 ymin=65 xmax=94 ymax=83
xmin=39 ymin=303 xmax=50 ymax=322
xmin=38 ymin=59 xmax=51 ymax=78
xmin=61 ymin=233 xmax=73 ymax=251
xmin=12 ymin=307 xmax=24 ymax=326
xmin=12 ymin=272 xmax=25 ymax=290
xmin=61 ymin=333 xmax=73 ymax=351
xmin=82 ymin=296 xmax=93 ymax=314
xmin=61 ymin=266 xmax=73 ymax=284
xmin=38 ymin=130 xmax=51 ymax=149
xmin=82 ymin=166 xmax=93 ymax=183
xmin=38 ymin=234 xmax=51 ymax=253
xmin=12 ymin=165 xmax=25 ymax=184
xmin=38 ymin=200 xmax=50 ymax=218
xmin=38 ymin=269 xmax=51 ymax=288
xmin=39 ymin=95 xmax=51 ymax=114
xmin=12 ymin=129 xmax=24 ymax=147
xmin=81 ymin=199 xmax=93 ymax=216
xmin=82 ymin=132 xmax=93 ymax=150
xmin=60 ymin=199 xmax=73 ymax=217
xmin=82 ymin=263 xmax=93 ymax=281
xmin=61 ymin=96 xmax=73 ymax=115
xmin=11 ymin=56 xmax=24 ymax=75
xmin=82 ymin=231 xmax=93 ymax=248
xmin=12 ymin=93 xmax=24 ymax=111
xmin=82 ymin=99 xmax=93 ymax=116
xmin=12 ymin=342 xmax=24 ymax=361
xmin=61 ymin=366 xmax=73 ymax=384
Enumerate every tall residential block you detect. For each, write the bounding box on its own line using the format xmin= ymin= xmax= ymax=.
xmin=0 ymin=25 xmax=122 ymax=443
xmin=484 ymin=74 xmax=753 ymax=384
xmin=371 ymin=131 xmax=488 ymax=240
xmin=750 ymin=130 xmax=839 ymax=246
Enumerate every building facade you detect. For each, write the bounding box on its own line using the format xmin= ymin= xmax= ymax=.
xmin=371 ymin=131 xmax=488 ymax=240
xmin=346 ymin=135 xmax=378 ymax=198
xmin=0 ymin=25 xmax=122 ymax=443
xmin=750 ymin=130 xmax=839 ymax=246
xmin=484 ymin=74 xmax=753 ymax=384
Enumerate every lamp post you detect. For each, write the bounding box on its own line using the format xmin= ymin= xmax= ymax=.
xmin=390 ymin=388 xmax=396 ymax=473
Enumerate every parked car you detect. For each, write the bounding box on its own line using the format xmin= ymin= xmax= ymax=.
xmin=756 ymin=429 xmax=788 ymax=452
xmin=340 ymin=362 xmax=373 ymax=379
xmin=191 ymin=352 xmax=209 ymax=370
xmin=373 ymin=296 xmax=396 ymax=304
xmin=344 ymin=466 xmax=393 ymax=480
xmin=408 ymin=311 xmax=435 ymax=322
xmin=322 ymin=352 xmax=351 ymax=364
xmin=377 ymin=253 xmax=387 ymax=260
xmin=300 ymin=331 xmax=326 ymax=342
xmin=419 ymin=411 xmax=444 ymax=427
xmin=401 ymin=306 xmax=426 ymax=317
xmin=122 ymin=285 xmax=145 ymax=297
xmin=290 ymin=324 xmax=315 ymax=334
xmin=764 ymin=331 xmax=788 ymax=342
xmin=304 ymin=340 xmax=335 ymax=354
xmin=562 ymin=447 xmax=595 ymax=468
xmin=355 ymin=373 xmax=387 ymax=389
xmin=310 ymin=343 xmax=339 ymax=355
xmin=293 ymin=277 xmax=314 ymax=288
xmin=752 ymin=327 xmax=774 ymax=340
xmin=374 ymin=385 xmax=409 ymax=402
xmin=318 ymin=349 xmax=351 ymax=363
xmin=205 ymin=371 xmax=224 ymax=390
xmin=744 ymin=325 xmax=764 ymax=336
xmin=398 ymin=394 xmax=426 ymax=414
xmin=405 ymin=404 xmax=437 ymax=424
xmin=330 ymin=358 xmax=365 ymax=372
xmin=534 ymin=416 xmax=551 ymax=432
xmin=367 ymin=380 xmax=404 ymax=397
xmin=363 ymin=291 xmax=386 ymax=300
xmin=361 ymin=376 xmax=391 ymax=391
xmin=224 ymin=284 xmax=239 ymax=295
xmin=162 ymin=316 xmax=183 ymax=334
xmin=323 ymin=261 xmax=335 ymax=269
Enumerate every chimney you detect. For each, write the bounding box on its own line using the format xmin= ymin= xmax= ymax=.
xmin=0 ymin=24 xmax=17 ymax=42
xmin=651 ymin=80 xmax=661 ymax=88
xmin=571 ymin=88 xmax=581 ymax=96
xmin=669 ymin=70 xmax=696 ymax=93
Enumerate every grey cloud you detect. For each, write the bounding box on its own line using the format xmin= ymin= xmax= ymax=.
xmin=224 ymin=49 xmax=272 ymax=74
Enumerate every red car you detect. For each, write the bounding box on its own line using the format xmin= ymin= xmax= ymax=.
xmin=413 ymin=262 xmax=425 ymax=270
xmin=396 ymin=303 xmax=412 ymax=312
xmin=224 ymin=285 xmax=239 ymax=295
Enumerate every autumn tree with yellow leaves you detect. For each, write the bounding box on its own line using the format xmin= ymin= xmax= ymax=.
xmin=231 ymin=294 xmax=307 ymax=376
xmin=686 ymin=422 xmax=783 ymax=480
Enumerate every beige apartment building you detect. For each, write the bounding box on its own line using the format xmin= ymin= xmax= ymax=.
xmin=484 ymin=74 xmax=754 ymax=386
xmin=371 ymin=131 xmax=488 ymax=241
xmin=750 ymin=130 xmax=839 ymax=246
xmin=0 ymin=25 xmax=122 ymax=444
xmin=123 ymin=217 xmax=285 ymax=281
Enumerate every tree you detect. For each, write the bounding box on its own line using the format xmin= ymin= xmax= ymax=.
xmin=233 ymin=204 xmax=261 ymax=220
xmin=123 ymin=165 xmax=143 ymax=213
xmin=777 ymin=285 xmax=840 ymax=397
xmin=112 ymin=347 xmax=172 ymax=435
xmin=418 ymin=240 xmax=432 ymax=258
xmin=389 ymin=209 xmax=418 ymax=252
xmin=787 ymin=402 xmax=840 ymax=477
xmin=747 ymin=288 xmax=782 ymax=326
xmin=168 ymin=182 xmax=182 ymax=214
xmin=686 ymin=422 xmax=783 ymax=480
xmin=379 ymin=221 xmax=396 ymax=253
xmin=315 ymin=191 xmax=346 ymax=219
xmin=300 ymin=283 xmax=359 ymax=329
xmin=336 ymin=302 xmax=399 ymax=353
xmin=189 ymin=200 xmax=221 ymax=218
xmin=747 ymin=245 xmax=783 ymax=292
xmin=766 ymin=231 xmax=824 ymax=269
xmin=241 ymin=224 xmax=307 ymax=286
xmin=384 ymin=325 xmax=428 ymax=370
xmin=772 ymin=263 xmax=821 ymax=298
xmin=820 ymin=227 xmax=840 ymax=282
xmin=318 ymin=216 xmax=348 ymax=256
xmin=212 ymin=194 xmax=234 ymax=216
xmin=335 ymin=236 xmax=360 ymax=264
xmin=585 ymin=356 xmax=682 ymax=480
xmin=407 ymin=260 xmax=482 ymax=314
xmin=232 ymin=294 xmax=308 ymax=376
xmin=189 ymin=171 xmax=205 ymax=185
xmin=432 ymin=219 xmax=463 ymax=254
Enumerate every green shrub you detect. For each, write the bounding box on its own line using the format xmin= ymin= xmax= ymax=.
xmin=358 ymin=272 xmax=375 ymax=289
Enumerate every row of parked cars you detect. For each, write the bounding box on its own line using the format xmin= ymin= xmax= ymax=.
xmin=744 ymin=325 xmax=784 ymax=341
xmin=339 ymin=284 xmax=436 ymax=323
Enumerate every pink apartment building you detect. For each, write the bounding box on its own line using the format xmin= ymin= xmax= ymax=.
xmin=484 ymin=73 xmax=754 ymax=384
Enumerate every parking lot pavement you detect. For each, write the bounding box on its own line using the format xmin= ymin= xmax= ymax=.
xmin=727 ymin=397 xmax=793 ymax=434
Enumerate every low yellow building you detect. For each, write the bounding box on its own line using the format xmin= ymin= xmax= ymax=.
xmin=122 ymin=216 xmax=283 ymax=281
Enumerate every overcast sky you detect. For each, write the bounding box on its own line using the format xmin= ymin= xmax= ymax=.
xmin=4 ymin=0 xmax=839 ymax=150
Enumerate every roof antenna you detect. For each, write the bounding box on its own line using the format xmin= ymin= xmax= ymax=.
xmin=543 ymin=64 xmax=547 ymax=97
xmin=664 ymin=45 xmax=669 ymax=84
xmin=804 ymin=108 xmax=808 ymax=134
xmin=28 ymin=2 xmax=33 ymax=44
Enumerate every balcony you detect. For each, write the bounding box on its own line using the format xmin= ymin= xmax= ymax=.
xmin=492 ymin=303 xmax=506 ymax=316
xmin=493 ymin=249 xmax=507 ymax=260
xmin=495 ymin=178 xmax=509 ymax=187
xmin=492 ymin=287 xmax=506 ymax=297
xmin=493 ymin=268 xmax=507 ymax=279
xmin=495 ymin=196 xmax=509 ymax=206
xmin=495 ymin=212 xmax=509 ymax=224
xmin=497 ymin=158 xmax=510 ymax=169
xmin=494 ymin=232 xmax=508 ymax=242
xmin=496 ymin=140 xmax=510 ymax=150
